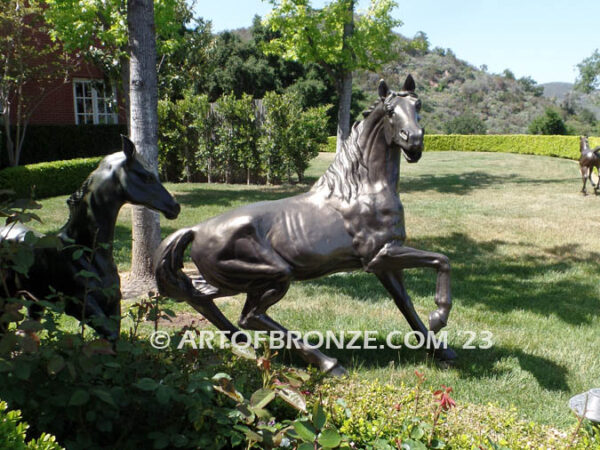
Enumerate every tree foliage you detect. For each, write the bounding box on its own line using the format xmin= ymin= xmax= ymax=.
xmin=528 ymin=108 xmax=568 ymax=135
xmin=263 ymin=0 xmax=401 ymax=148
xmin=157 ymin=91 xmax=329 ymax=184
xmin=575 ymin=49 xmax=600 ymax=94
xmin=443 ymin=113 xmax=487 ymax=135
xmin=0 ymin=0 xmax=71 ymax=166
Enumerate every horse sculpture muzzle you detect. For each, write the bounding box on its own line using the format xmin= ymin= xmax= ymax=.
xmin=401 ymin=127 xmax=424 ymax=163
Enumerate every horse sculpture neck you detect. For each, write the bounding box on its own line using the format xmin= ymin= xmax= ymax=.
xmin=313 ymin=102 xmax=401 ymax=201
xmin=58 ymin=169 xmax=125 ymax=252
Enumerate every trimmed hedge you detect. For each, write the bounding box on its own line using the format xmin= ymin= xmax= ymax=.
xmin=425 ymin=134 xmax=600 ymax=160
xmin=321 ymin=135 xmax=337 ymax=153
xmin=323 ymin=134 xmax=600 ymax=160
xmin=0 ymin=124 xmax=125 ymax=168
xmin=0 ymin=157 xmax=102 ymax=199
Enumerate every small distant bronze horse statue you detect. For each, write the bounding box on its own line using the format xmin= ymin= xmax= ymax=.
xmin=155 ymin=76 xmax=455 ymax=374
xmin=579 ymin=136 xmax=600 ymax=195
xmin=0 ymin=137 xmax=180 ymax=339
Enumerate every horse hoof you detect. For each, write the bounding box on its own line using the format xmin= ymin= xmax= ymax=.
xmin=326 ymin=363 xmax=348 ymax=377
xmin=431 ymin=346 xmax=457 ymax=363
xmin=428 ymin=311 xmax=447 ymax=333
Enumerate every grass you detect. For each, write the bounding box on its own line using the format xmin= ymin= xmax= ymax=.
xmin=33 ymin=151 xmax=600 ymax=429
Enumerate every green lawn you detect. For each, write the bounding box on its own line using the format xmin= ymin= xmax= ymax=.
xmin=35 ymin=151 xmax=600 ymax=429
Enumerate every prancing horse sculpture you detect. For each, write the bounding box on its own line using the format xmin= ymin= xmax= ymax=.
xmin=154 ymin=76 xmax=456 ymax=374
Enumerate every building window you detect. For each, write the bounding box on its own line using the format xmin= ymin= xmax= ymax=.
xmin=73 ymin=79 xmax=118 ymax=125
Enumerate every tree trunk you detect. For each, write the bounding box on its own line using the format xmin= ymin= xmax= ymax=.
xmin=127 ymin=0 xmax=161 ymax=281
xmin=336 ymin=71 xmax=352 ymax=153
xmin=120 ymin=56 xmax=131 ymax=134
xmin=335 ymin=0 xmax=355 ymax=153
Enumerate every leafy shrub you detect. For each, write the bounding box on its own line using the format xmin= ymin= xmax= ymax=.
xmin=317 ymin=374 xmax=599 ymax=449
xmin=0 ymin=401 xmax=63 ymax=450
xmin=0 ymin=157 xmax=102 ymax=199
xmin=322 ymin=136 xmax=337 ymax=153
xmin=259 ymin=91 xmax=329 ymax=183
xmin=424 ymin=134 xmax=600 ymax=160
xmin=443 ymin=112 xmax=487 ymax=135
xmin=528 ymin=108 xmax=568 ymax=135
xmin=158 ymin=91 xmax=329 ymax=184
xmin=325 ymin=135 xmax=600 ymax=160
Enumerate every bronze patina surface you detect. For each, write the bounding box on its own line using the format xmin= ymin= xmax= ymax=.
xmin=155 ymin=77 xmax=455 ymax=374
xmin=0 ymin=137 xmax=180 ymax=339
xmin=579 ymin=136 xmax=600 ymax=195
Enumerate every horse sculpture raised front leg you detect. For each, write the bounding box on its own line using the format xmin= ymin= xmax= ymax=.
xmin=155 ymin=76 xmax=457 ymax=375
xmin=368 ymin=244 xmax=457 ymax=361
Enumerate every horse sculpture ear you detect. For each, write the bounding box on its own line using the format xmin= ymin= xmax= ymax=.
xmin=378 ymin=79 xmax=390 ymax=100
xmin=402 ymin=74 xmax=416 ymax=92
xmin=121 ymin=135 xmax=136 ymax=163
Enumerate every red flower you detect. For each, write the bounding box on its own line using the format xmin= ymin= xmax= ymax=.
xmin=414 ymin=369 xmax=425 ymax=382
xmin=433 ymin=385 xmax=456 ymax=411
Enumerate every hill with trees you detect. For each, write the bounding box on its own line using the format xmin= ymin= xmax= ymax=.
xmin=354 ymin=35 xmax=599 ymax=135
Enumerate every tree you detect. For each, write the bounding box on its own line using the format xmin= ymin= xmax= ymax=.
xmin=0 ymin=0 xmax=71 ymax=166
xmin=44 ymin=0 xmax=191 ymax=122
xmin=264 ymin=0 xmax=401 ymax=152
xmin=528 ymin=108 xmax=567 ymax=135
xmin=128 ymin=0 xmax=162 ymax=281
xmin=575 ymin=49 xmax=600 ymax=94
xmin=444 ymin=113 xmax=487 ymax=135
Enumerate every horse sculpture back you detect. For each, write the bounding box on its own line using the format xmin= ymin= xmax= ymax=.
xmin=0 ymin=137 xmax=180 ymax=339
xmin=579 ymin=136 xmax=600 ymax=195
xmin=155 ymin=76 xmax=455 ymax=374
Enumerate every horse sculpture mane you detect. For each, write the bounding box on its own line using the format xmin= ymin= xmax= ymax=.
xmin=314 ymin=90 xmax=416 ymax=202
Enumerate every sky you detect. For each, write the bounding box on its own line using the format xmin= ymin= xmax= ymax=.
xmin=195 ymin=0 xmax=600 ymax=84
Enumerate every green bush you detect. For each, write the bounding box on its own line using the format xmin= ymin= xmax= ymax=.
xmin=324 ymin=135 xmax=600 ymax=159
xmin=425 ymin=134 xmax=600 ymax=160
xmin=0 ymin=401 xmax=63 ymax=450
xmin=0 ymin=157 xmax=102 ymax=199
xmin=322 ymin=136 xmax=337 ymax=153
xmin=317 ymin=376 xmax=599 ymax=449
xmin=528 ymin=108 xmax=568 ymax=135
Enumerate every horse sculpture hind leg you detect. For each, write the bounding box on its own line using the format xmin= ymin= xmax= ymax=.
xmin=581 ymin=166 xmax=590 ymax=195
xmin=238 ymin=282 xmax=343 ymax=374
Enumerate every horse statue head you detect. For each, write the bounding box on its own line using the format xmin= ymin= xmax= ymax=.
xmin=87 ymin=136 xmax=181 ymax=220
xmin=378 ymin=74 xmax=424 ymax=163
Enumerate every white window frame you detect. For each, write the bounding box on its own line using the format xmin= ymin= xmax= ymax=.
xmin=72 ymin=78 xmax=118 ymax=125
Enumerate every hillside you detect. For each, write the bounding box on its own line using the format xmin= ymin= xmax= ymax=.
xmin=541 ymin=82 xmax=574 ymax=99
xmin=355 ymin=46 xmax=555 ymax=134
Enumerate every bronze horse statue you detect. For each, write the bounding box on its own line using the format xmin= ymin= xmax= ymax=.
xmin=155 ymin=76 xmax=455 ymax=374
xmin=579 ymin=136 xmax=600 ymax=195
xmin=0 ymin=136 xmax=180 ymax=339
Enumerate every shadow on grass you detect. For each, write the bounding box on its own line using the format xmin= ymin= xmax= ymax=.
xmin=274 ymin=332 xmax=570 ymax=392
xmin=170 ymin=185 xmax=310 ymax=209
xmin=305 ymin=232 xmax=600 ymax=325
xmin=398 ymin=171 xmax=572 ymax=195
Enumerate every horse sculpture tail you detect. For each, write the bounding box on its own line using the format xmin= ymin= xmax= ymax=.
xmin=154 ymin=227 xmax=198 ymax=302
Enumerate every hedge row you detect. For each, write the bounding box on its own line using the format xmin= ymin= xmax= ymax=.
xmin=0 ymin=157 xmax=102 ymax=199
xmin=0 ymin=124 xmax=125 ymax=168
xmin=322 ymin=134 xmax=600 ymax=160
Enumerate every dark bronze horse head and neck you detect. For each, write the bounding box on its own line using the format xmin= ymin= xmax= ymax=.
xmin=155 ymin=76 xmax=455 ymax=375
xmin=1 ymin=136 xmax=180 ymax=339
